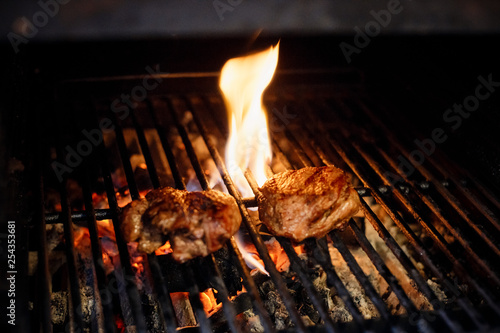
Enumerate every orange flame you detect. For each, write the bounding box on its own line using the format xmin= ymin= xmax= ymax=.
xmin=200 ymin=288 xmax=221 ymax=315
xmin=155 ymin=241 xmax=173 ymax=256
xmin=221 ymin=43 xmax=279 ymax=196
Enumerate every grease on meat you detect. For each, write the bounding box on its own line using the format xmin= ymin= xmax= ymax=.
xmin=258 ymin=166 xmax=361 ymax=242
xmin=120 ymin=187 xmax=242 ymax=263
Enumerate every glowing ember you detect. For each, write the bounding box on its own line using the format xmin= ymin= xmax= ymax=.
xmin=235 ymin=232 xmax=269 ymax=276
xmin=236 ymin=235 xmax=301 ymax=275
xmin=154 ymin=241 xmax=173 ymax=256
xmin=128 ymin=242 xmax=146 ymax=275
xmin=220 ymin=43 xmax=279 ymax=197
xmin=200 ymin=288 xmax=221 ymax=315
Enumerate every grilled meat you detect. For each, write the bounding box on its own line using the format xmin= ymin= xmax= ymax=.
xmin=258 ymin=166 xmax=361 ymax=242
xmin=120 ymin=187 xmax=242 ymax=262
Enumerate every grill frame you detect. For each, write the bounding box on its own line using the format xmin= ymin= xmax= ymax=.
xmin=5 ymin=36 xmax=500 ymax=333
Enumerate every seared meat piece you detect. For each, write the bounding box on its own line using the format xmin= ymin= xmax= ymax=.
xmin=120 ymin=187 xmax=242 ymax=262
xmin=121 ymin=198 xmax=163 ymax=253
xmin=167 ymin=190 xmax=242 ymax=263
xmin=258 ymin=166 xmax=361 ymax=242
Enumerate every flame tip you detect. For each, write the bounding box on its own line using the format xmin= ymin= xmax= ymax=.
xmin=222 ymin=43 xmax=279 ymax=196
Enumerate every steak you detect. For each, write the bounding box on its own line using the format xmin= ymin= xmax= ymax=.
xmin=121 ymin=187 xmax=242 ymax=262
xmin=258 ymin=166 xmax=361 ymax=242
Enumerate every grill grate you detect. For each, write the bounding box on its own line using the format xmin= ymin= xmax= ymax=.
xmin=23 ymin=69 xmax=500 ymax=332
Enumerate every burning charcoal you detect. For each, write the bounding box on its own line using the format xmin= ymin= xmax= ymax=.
xmin=299 ymin=296 xmax=320 ymax=324
xmin=80 ymin=285 xmax=97 ymax=330
xmin=156 ymin=255 xmax=210 ymax=292
xmin=51 ymin=291 xmax=68 ymax=326
xmin=242 ymin=309 xmax=265 ymax=333
xmin=301 ymin=316 xmax=316 ymax=327
xmin=170 ymin=292 xmax=197 ymax=327
xmin=143 ymin=293 xmax=166 ymax=332
xmin=263 ymin=290 xmax=292 ymax=330
xmin=212 ymin=246 xmax=242 ymax=295
xmin=329 ymin=295 xmax=353 ymax=323
xmin=47 ymin=223 xmax=64 ymax=251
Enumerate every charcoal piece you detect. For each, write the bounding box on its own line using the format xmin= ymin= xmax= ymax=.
xmin=243 ymin=309 xmax=265 ymax=333
xmin=301 ymin=302 xmax=320 ymax=324
xmin=51 ymin=291 xmax=68 ymax=325
xmin=301 ymin=315 xmax=316 ymax=327
xmin=263 ymin=290 xmax=292 ymax=330
xmin=143 ymin=293 xmax=166 ymax=332
xmin=170 ymin=292 xmax=197 ymax=327
xmin=156 ymin=255 xmax=210 ymax=292
xmin=212 ymin=246 xmax=242 ymax=295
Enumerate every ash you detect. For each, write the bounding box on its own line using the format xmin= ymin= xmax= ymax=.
xmin=252 ymin=262 xmax=346 ymax=331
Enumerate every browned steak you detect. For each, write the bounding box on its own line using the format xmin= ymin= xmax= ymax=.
xmin=120 ymin=187 xmax=242 ymax=262
xmin=258 ymin=166 xmax=361 ymax=242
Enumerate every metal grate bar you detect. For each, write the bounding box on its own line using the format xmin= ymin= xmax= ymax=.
xmin=146 ymin=98 xmax=186 ymax=190
xmin=278 ymin=123 xmax=425 ymax=318
xmin=81 ymin=170 xmax=117 ymax=333
xmin=147 ymin=96 xmax=275 ymax=332
xmin=165 ymin=96 xmax=274 ymax=332
xmin=166 ymin=97 xmax=210 ymax=190
xmin=204 ymin=256 xmax=244 ymax=333
xmin=361 ymin=98 xmax=500 ymax=227
xmin=307 ymin=237 xmax=366 ymax=327
xmin=129 ymin=107 xmax=161 ymax=189
xmin=263 ymin=113 xmax=392 ymax=320
xmin=326 ymin=127 xmax=500 ymax=316
xmin=373 ymin=144 xmax=500 ymax=258
xmin=328 ymin=231 xmax=391 ymax=320
xmin=45 ymin=209 xmax=114 ymax=222
xmin=54 ymin=107 xmax=86 ymax=332
xmin=350 ymin=139 xmax=500 ymax=285
xmin=245 ymin=170 xmax=338 ymax=332
xmin=358 ymin=197 xmax=486 ymax=329
xmin=35 ymin=121 xmax=53 ymax=333
xmin=94 ymin=105 xmax=148 ymax=332
xmin=184 ymin=261 xmax=212 ymax=333
xmin=357 ymin=98 xmax=500 ymax=244
xmin=226 ymin=238 xmax=276 ymax=332
xmin=126 ymin=96 xmax=181 ymax=333
xmin=283 ymin=103 xmax=483 ymax=329
xmin=110 ymin=108 xmax=141 ymax=201
xmin=188 ymin=100 xmax=309 ymax=332
xmin=300 ymin=100 xmax=500 ymax=317
xmin=281 ymin=239 xmax=338 ymax=331
xmin=59 ymin=181 xmax=85 ymax=331
xmin=132 ymin=99 xmax=223 ymax=332
xmin=346 ymin=222 xmax=418 ymax=314
xmin=433 ymin=151 xmax=500 ymax=213
xmin=109 ymin=104 xmax=175 ymax=332
xmin=147 ymin=254 xmax=179 ymax=332
xmin=260 ymin=120 xmax=408 ymax=323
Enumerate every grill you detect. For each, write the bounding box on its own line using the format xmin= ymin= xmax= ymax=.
xmin=4 ymin=37 xmax=500 ymax=333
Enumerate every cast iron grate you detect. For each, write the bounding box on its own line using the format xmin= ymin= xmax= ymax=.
xmin=23 ymin=70 xmax=500 ymax=333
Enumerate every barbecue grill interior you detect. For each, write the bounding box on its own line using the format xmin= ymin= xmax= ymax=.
xmin=2 ymin=35 xmax=500 ymax=333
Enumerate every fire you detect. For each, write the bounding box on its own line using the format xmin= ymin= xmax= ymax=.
xmin=221 ymin=43 xmax=279 ymax=197
xmin=236 ymin=235 xmax=305 ymax=275
xmin=200 ymin=288 xmax=221 ymax=315
xmin=154 ymin=241 xmax=173 ymax=256
xmin=128 ymin=242 xmax=146 ymax=275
